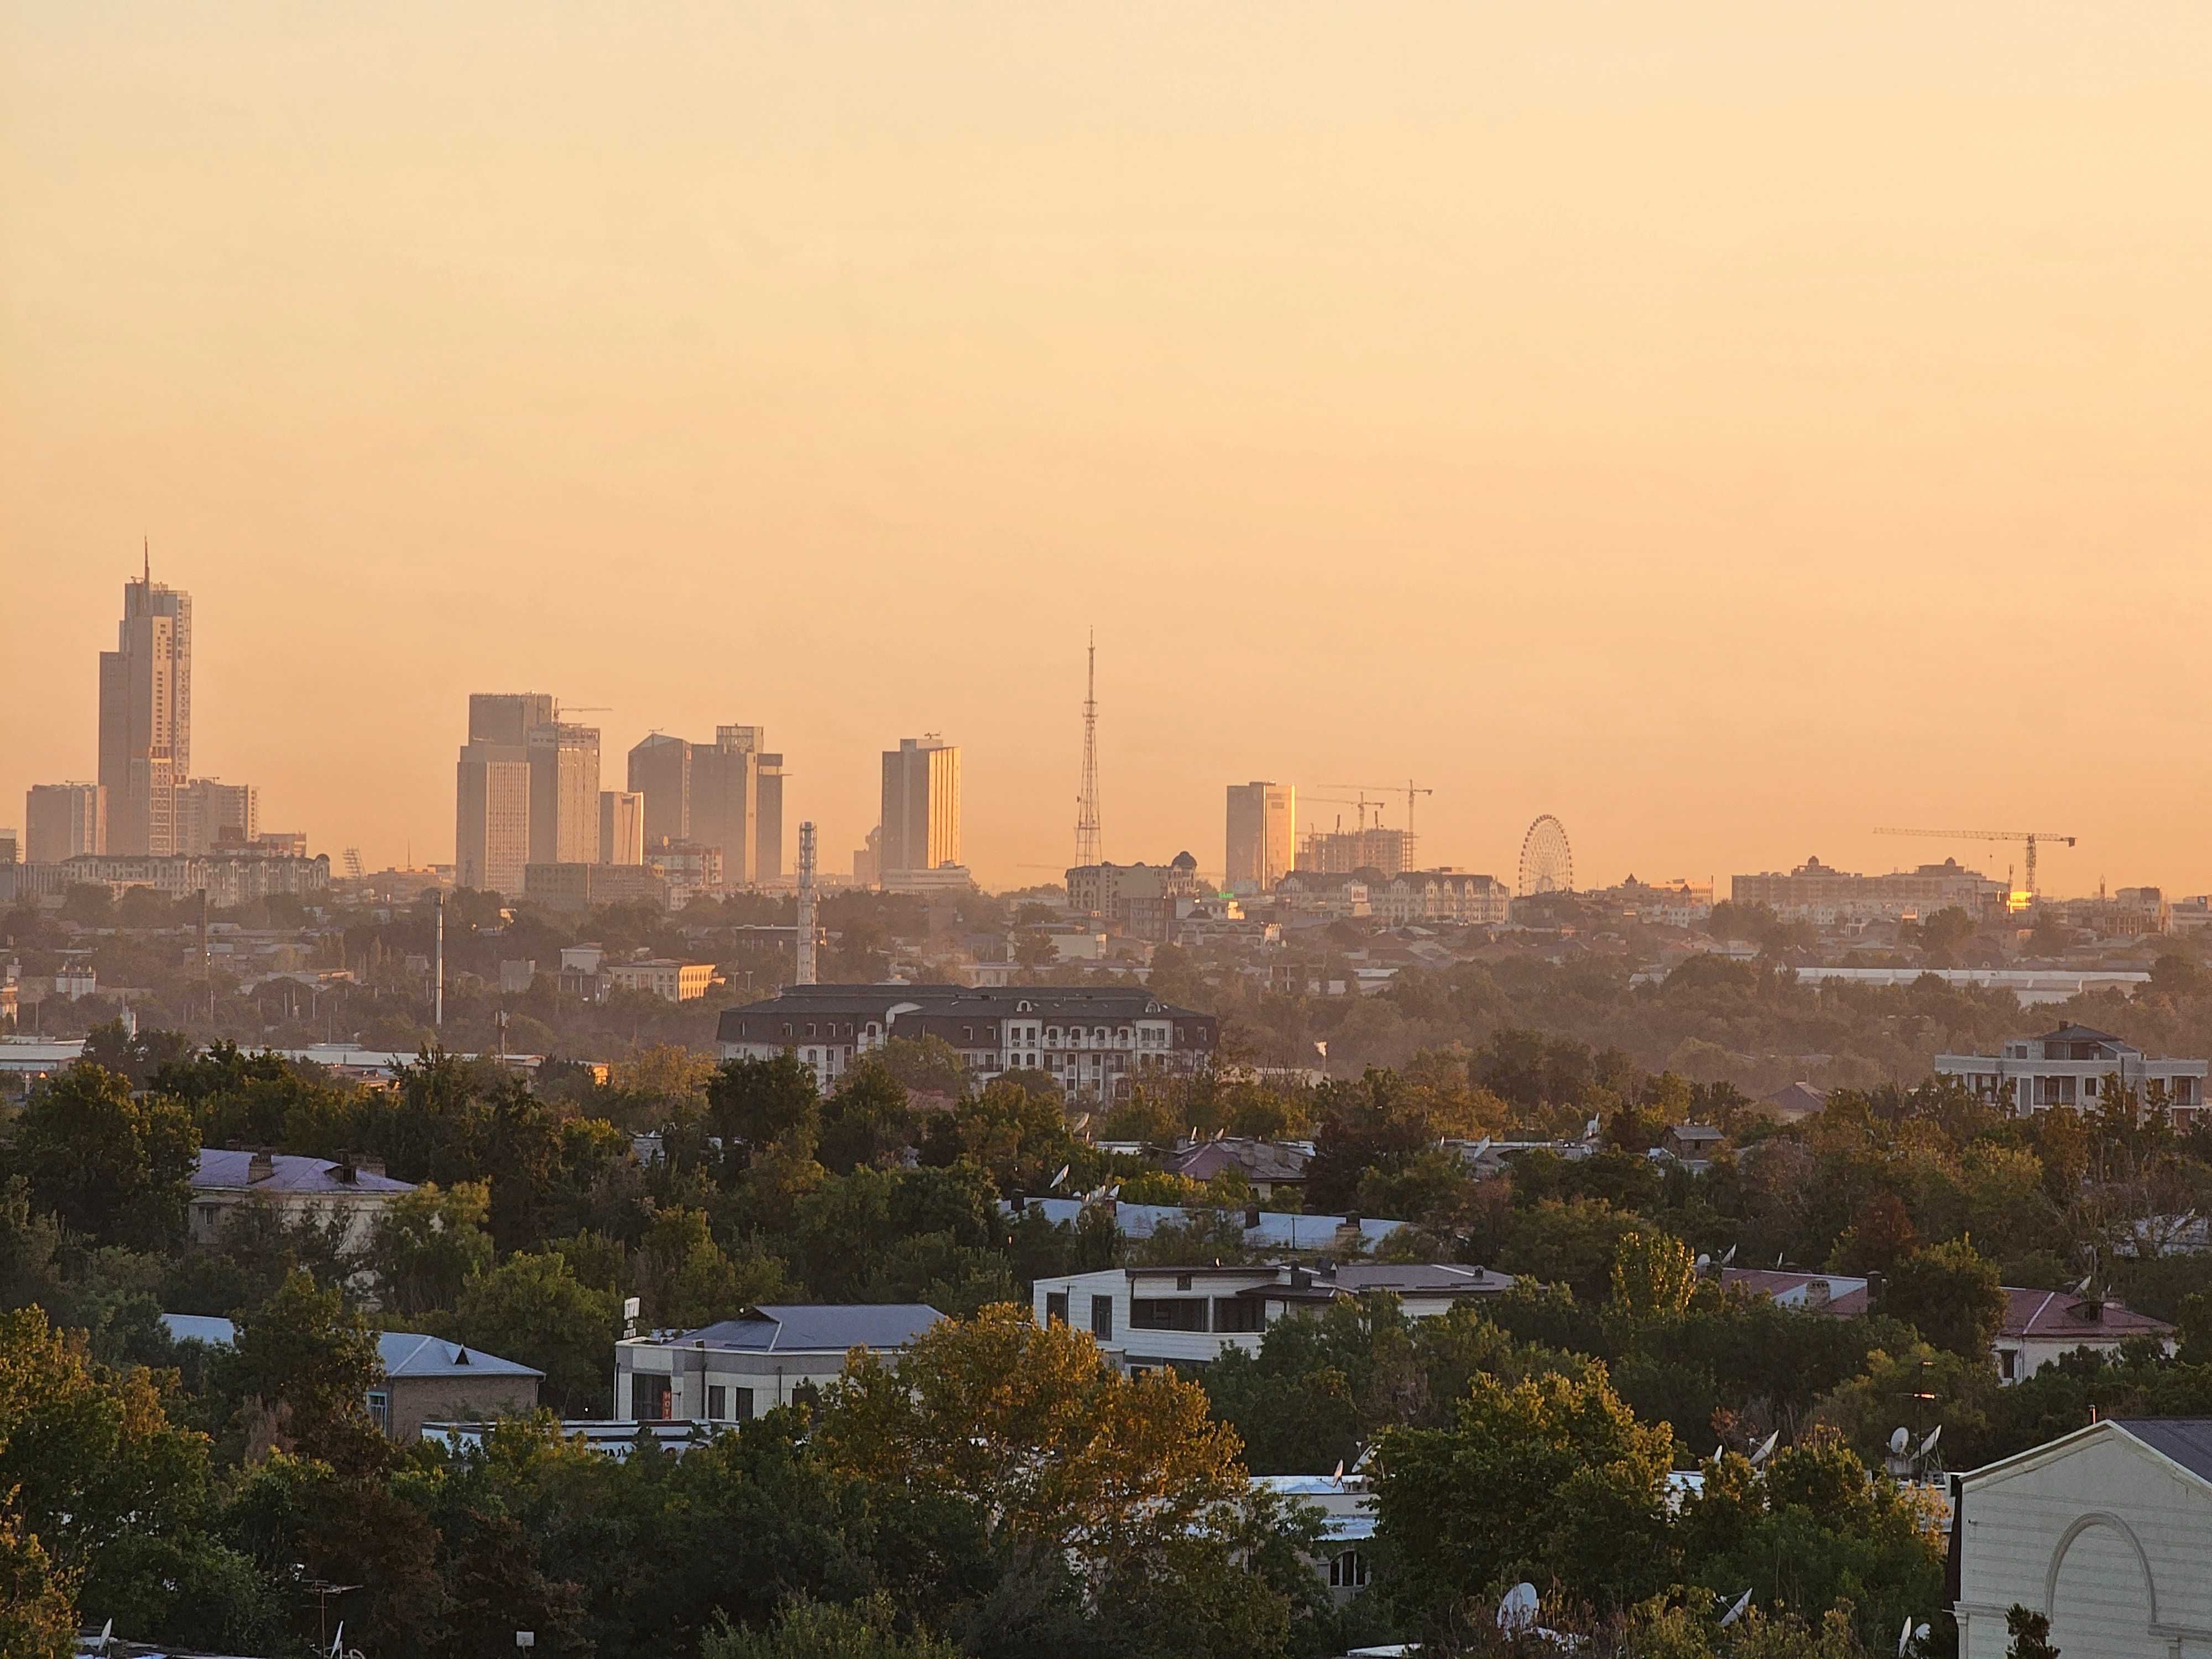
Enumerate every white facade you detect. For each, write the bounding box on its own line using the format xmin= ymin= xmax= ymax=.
xmin=1370 ymin=870 xmax=1512 ymax=927
xmin=1032 ymin=1263 xmax=1512 ymax=1371
xmin=1936 ymin=1026 xmax=2206 ymax=1131
xmin=1955 ymin=1419 xmax=2212 ymax=1659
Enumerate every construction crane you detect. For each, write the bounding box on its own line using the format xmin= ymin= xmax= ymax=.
xmin=1321 ymin=780 xmax=1435 ymax=841
xmin=1873 ymin=826 xmax=2078 ymax=898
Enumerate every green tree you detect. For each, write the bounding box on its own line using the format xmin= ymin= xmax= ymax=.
xmin=452 ymin=1251 xmax=620 ymax=1416
xmin=228 ymin=1270 xmax=387 ymax=1474
xmin=2006 ymin=1605 xmax=2059 ymax=1659
xmin=368 ymin=1180 xmax=495 ymax=1315
xmin=1610 ymin=1228 xmax=1700 ymax=1317
xmin=8 ymin=1063 xmax=197 ymax=1250
xmin=1374 ymin=1367 xmax=1677 ymax=1621
xmin=1884 ymin=1239 xmax=2006 ymax=1360
xmin=818 ymin=1060 xmax=917 ymax=1173
xmin=705 ymin=1596 xmax=961 ymax=1659
xmin=0 ymin=1512 xmax=75 ymax=1659
xmin=707 ymin=1053 xmax=820 ymax=1161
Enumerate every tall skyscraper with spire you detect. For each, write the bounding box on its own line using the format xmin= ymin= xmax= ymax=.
xmin=97 ymin=546 xmax=191 ymax=855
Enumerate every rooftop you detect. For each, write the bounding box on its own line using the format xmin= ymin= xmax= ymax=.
xmin=644 ymin=1303 xmax=944 ymax=1353
xmin=2000 ymin=1288 xmax=2173 ymax=1341
xmin=2114 ymin=1418 xmax=2212 ymax=1483
xmin=192 ymin=1147 xmax=415 ymax=1195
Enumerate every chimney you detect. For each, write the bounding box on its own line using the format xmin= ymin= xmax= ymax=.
xmin=356 ymin=1156 xmax=385 ymax=1178
xmin=1803 ymin=1279 xmax=1832 ymax=1311
xmin=247 ymin=1151 xmax=274 ymax=1184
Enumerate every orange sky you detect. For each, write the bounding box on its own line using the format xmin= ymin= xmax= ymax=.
xmin=5 ymin=3 xmax=2210 ymax=894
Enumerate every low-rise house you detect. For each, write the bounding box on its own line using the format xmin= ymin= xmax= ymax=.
xmin=1718 ymin=1267 xmax=1871 ymax=1315
xmin=1008 ymin=1196 xmax=1400 ymax=1253
xmin=1662 ymin=1123 xmax=1725 ymax=1162
xmin=1254 ymin=1474 xmax=1378 ymax=1604
xmin=1031 ymin=1262 xmax=1514 ymax=1372
xmin=1953 ymin=1418 xmax=2212 ymax=1658
xmin=614 ymin=1304 xmax=942 ymax=1422
xmin=1995 ymin=1288 xmax=2175 ymax=1382
xmin=1157 ymin=1136 xmax=1310 ymax=1201
xmin=189 ymin=1148 xmax=415 ymax=1253
xmin=162 ymin=1316 xmax=541 ymax=1441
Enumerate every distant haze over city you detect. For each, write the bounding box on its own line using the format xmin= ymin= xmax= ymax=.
xmin=7 ymin=5 xmax=2211 ymax=894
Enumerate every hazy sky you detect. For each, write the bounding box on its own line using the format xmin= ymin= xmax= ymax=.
xmin=6 ymin=3 xmax=2210 ymax=894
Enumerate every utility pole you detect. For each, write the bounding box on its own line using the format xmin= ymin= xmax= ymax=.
xmin=432 ymin=890 xmax=445 ymax=1029
xmin=795 ymin=822 xmax=818 ymax=985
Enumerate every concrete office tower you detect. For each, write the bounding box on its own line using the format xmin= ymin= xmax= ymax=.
xmin=175 ymin=779 xmax=258 ymax=854
xmin=1226 ymin=781 xmax=1296 ymax=893
xmin=26 ymin=784 xmax=106 ymax=864
xmin=456 ymin=740 xmax=531 ymax=894
xmin=469 ymin=692 xmax=556 ymax=748
xmin=691 ymin=728 xmax=758 ymax=887
xmin=528 ymin=722 xmax=601 ymax=864
xmin=599 ymin=790 xmax=645 ymax=865
xmin=880 ymin=735 xmax=961 ymax=877
xmin=97 ymin=557 xmax=191 ymax=855
xmin=627 ymin=733 xmax=691 ymax=846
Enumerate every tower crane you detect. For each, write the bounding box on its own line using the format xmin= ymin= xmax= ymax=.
xmin=1321 ymin=781 xmax=1435 ymax=841
xmin=1872 ymin=826 xmax=2077 ymax=898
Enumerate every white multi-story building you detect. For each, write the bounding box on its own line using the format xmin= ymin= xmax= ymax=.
xmin=1731 ymin=855 xmax=2004 ymax=924
xmin=615 ymin=1305 xmax=941 ymax=1422
xmin=1032 ymin=1261 xmax=1515 ymax=1373
xmin=716 ymin=983 xmax=1216 ymax=1097
xmin=1935 ymin=1024 xmax=2206 ymax=1129
xmin=1369 ymin=869 xmax=1512 ymax=927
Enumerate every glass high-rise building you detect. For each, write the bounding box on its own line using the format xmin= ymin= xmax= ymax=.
xmin=880 ymin=735 xmax=961 ymax=877
xmin=97 ymin=559 xmax=191 ymax=855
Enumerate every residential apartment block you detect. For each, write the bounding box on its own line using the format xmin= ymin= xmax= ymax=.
xmin=25 ymin=782 xmax=105 ymax=864
xmin=1729 ymin=855 xmax=2004 ymax=923
xmin=716 ymin=983 xmax=1217 ymax=1097
xmin=1935 ymin=1024 xmax=2207 ymax=1129
xmin=1031 ymin=1262 xmax=1515 ymax=1372
xmin=1368 ymin=869 xmax=1512 ymax=926
xmin=1065 ymin=852 xmax=1205 ymax=941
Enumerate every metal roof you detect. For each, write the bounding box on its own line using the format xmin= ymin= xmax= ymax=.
xmin=2112 ymin=1419 xmax=2212 ymax=1483
xmin=192 ymin=1147 xmax=415 ymax=1195
xmin=2001 ymin=1287 xmax=2172 ymax=1340
xmin=669 ymin=1303 xmax=943 ymax=1353
xmin=379 ymin=1331 xmax=542 ymax=1380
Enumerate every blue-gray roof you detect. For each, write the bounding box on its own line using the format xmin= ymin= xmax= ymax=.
xmin=2116 ymin=1418 xmax=2212 ymax=1482
xmin=194 ymin=1148 xmax=416 ymax=1194
xmin=675 ymin=1304 xmax=942 ymax=1353
xmin=158 ymin=1314 xmax=540 ymax=1381
xmin=163 ymin=1312 xmax=237 ymax=1347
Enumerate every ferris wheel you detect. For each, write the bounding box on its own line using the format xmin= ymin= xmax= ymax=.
xmin=1517 ymin=815 xmax=1574 ymax=896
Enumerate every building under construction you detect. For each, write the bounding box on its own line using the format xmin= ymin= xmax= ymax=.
xmin=1296 ymin=826 xmax=1414 ymax=879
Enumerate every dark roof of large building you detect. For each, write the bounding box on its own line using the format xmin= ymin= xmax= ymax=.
xmin=1161 ymin=1138 xmax=1311 ymax=1184
xmin=667 ymin=1304 xmax=943 ymax=1353
xmin=2039 ymin=1024 xmax=2127 ymax=1046
xmin=2114 ymin=1418 xmax=2212 ymax=1482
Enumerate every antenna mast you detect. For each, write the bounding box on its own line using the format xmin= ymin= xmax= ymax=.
xmin=1075 ymin=631 xmax=1101 ymax=868
xmin=795 ymin=822 xmax=818 ymax=985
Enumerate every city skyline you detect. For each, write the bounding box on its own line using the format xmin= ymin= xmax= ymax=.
xmin=9 ymin=7 xmax=2212 ymax=892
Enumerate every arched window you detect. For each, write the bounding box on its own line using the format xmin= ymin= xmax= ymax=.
xmin=1328 ymin=1550 xmax=1369 ymax=1589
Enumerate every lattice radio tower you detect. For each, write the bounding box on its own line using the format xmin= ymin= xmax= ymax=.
xmin=1074 ymin=630 xmax=1102 ymax=868
xmin=795 ymin=822 xmax=819 ymax=985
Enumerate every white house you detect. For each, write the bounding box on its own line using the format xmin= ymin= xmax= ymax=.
xmin=189 ymin=1148 xmax=415 ymax=1254
xmin=1954 ymin=1417 xmax=2212 ymax=1659
xmin=1254 ymin=1474 xmax=1378 ymax=1605
xmin=1935 ymin=1025 xmax=2206 ymax=1130
xmin=613 ymin=1303 xmax=942 ymax=1422
xmin=1994 ymin=1288 xmax=2175 ymax=1383
xmin=1031 ymin=1262 xmax=1514 ymax=1372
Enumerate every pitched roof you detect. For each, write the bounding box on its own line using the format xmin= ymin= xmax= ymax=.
xmin=162 ymin=1312 xmax=238 ymax=1347
xmin=1160 ymin=1138 xmax=1311 ymax=1183
xmin=192 ymin=1148 xmax=415 ymax=1195
xmin=672 ymin=1304 xmax=943 ymax=1353
xmin=378 ymin=1332 xmax=542 ymax=1380
xmin=2040 ymin=1024 xmax=2126 ymax=1045
xmin=1999 ymin=1287 xmax=2173 ymax=1340
xmin=2112 ymin=1418 xmax=2212 ymax=1483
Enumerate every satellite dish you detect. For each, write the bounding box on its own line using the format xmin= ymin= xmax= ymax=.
xmin=98 ymin=1620 xmax=113 ymax=1656
xmin=1352 ymin=1441 xmax=1376 ymax=1471
xmin=1720 ymin=1243 xmax=1738 ymax=1265
xmin=1720 ymin=1589 xmax=1753 ymax=1627
xmin=1919 ymin=1424 xmax=1943 ymax=1457
xmin=1105 ymin=1183 xmax=1120 ymax=1200
xmin=1888 ymin=1426 xmax=1911 ymax=1457
xmin=331 ymin=1624 xmax=346 ymax=1659
xmin=1331 ymin=1459 xmax=1345 ymax=1486
xmin=1897 ymin=1615 xmax=1914 ymax=1657
xmin=1695 ymin=1253 xmax=1712 ymax=1274
xmin=1470 ymin=1137 xmax=1491 ymax=1159
xmin=1496 ymin=1582 xmax=1540 ymax=1634
xmin=1750 ymin=1430 xmax=1780 ymax=1466
xmin=1713 ymin=1443 xmax=1724 ymax=1464
xmin=2073 ymin=1273 xmax=2093 ymax=1295
xmin=1050 ymin=1164 xmax=1071 ymax=1190
xmin=1072 ymin=1112 xmax=1091 ymax=1131
xmin=1584 ymin=1117 xmax=1601 ymax=1140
